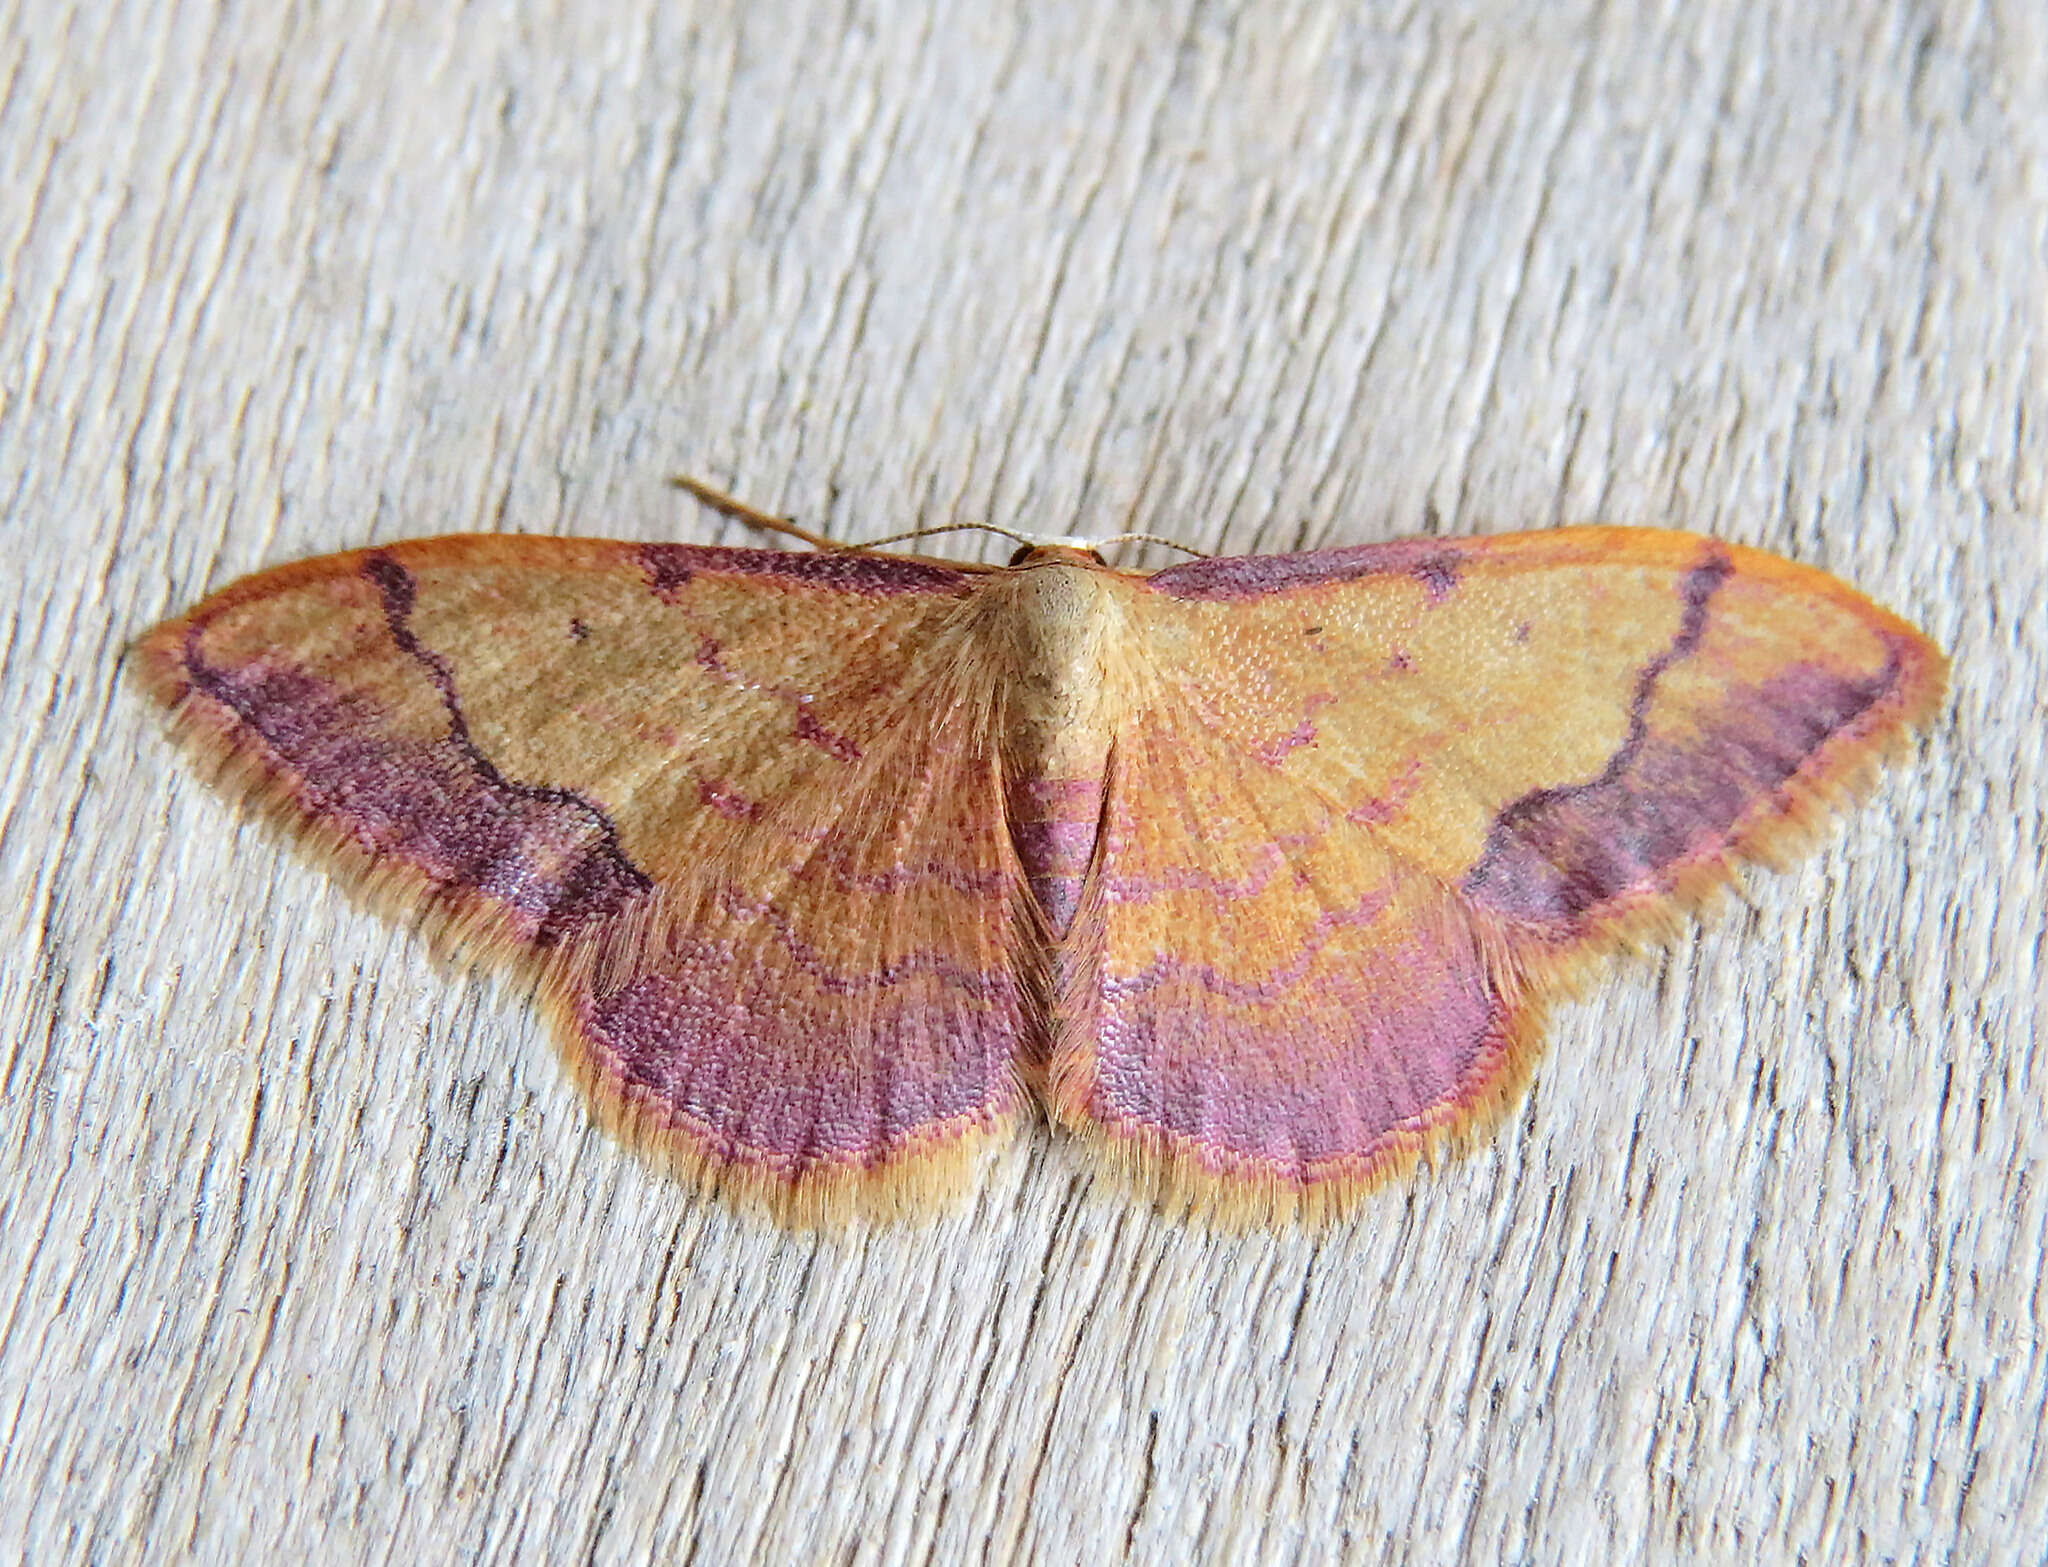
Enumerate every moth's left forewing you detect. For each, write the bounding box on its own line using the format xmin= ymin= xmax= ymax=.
xmin=1139 ymin=528 xmax=1945 ymax=938
xmin=1052 ymin=528 xmax=1944 ymax=1217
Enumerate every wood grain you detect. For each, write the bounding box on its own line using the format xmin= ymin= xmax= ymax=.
xmin=1 ymin=0 xmax=2041 ymax=1561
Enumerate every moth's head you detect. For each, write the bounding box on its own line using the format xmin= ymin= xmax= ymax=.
xmin=1007 ymin=542 xmax=1111 ymax=569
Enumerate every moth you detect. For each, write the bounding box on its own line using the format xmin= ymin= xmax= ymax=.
xmin=137 ymin=483 xmax=1945 ymax=1221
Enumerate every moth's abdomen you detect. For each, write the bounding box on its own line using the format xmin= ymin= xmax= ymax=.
xmin=1007 ymin=775 xmax=1104 ymax=935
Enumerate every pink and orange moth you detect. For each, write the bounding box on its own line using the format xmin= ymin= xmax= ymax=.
xmin=137 ymin=484 xmax=1945 ymax=1222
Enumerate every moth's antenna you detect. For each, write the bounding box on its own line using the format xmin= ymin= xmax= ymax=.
xmin=856 ymin=521 xmax=1046 ymax=550
xmin=857 ymin=523 xmax=1209 ymax=558
xmin=670 ymin=474 xmax=1209 ymax=559
xmin=1092 ymin=533 xmax=1211 ymax=558
xmin=668 ymin=475 xmax=845 ymax=552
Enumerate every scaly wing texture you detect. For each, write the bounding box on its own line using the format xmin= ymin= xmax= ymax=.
xmin=1052 ymin=527 xmax=1945 ymax=1216
xmin=137 ymin=537 xmax=1028 ymax=1219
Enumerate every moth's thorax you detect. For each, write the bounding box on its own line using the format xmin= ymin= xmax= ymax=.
xmin=986 ymin=558 xmax=1132 ymax=766
xmin=981 ymin=557 xmax=1136 ymax=933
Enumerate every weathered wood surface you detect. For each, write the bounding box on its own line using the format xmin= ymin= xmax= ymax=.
xmin=2 ymin=1 xmax=2042 ymax=1561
